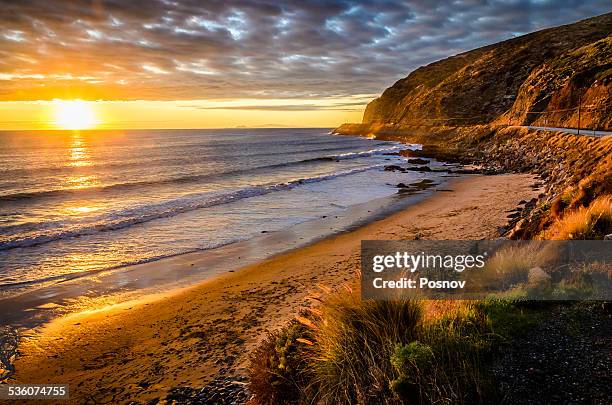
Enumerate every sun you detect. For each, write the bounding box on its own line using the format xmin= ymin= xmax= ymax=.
xmin=53 ymin=100 xmax=98 ymax=130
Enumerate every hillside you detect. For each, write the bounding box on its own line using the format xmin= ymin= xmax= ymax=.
xmin=358 ymin=13 xmax=611 ymax=130
xmin=334 ymin=13 xmax=611 ymax=241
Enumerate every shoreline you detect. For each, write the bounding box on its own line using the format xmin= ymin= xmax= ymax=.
xmin=1 ymin=170 xmax=448 ymax=329
xmin=0 ymin=130 xmax=411 ymax=306
xmin=10 ymin=173 xmax=540 ymax=403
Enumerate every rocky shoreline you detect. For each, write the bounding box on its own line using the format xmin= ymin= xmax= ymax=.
xmin=335 ymin=123 xmax=610 ymax=240
xmin=380 ymin=142 xmax=548 ymax=240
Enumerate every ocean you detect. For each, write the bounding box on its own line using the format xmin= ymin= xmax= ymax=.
xmin=0 ymin=128 xmax=447 ymax=306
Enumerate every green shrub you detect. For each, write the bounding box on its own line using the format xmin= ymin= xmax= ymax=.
xmin=389 ymin=342 xmax=434 ymax=401
xmin=248 ymin=321 xmax=310 ymax=404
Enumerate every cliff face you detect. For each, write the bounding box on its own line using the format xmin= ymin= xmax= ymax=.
xmin=361 ymin=13 xmax=612 ymax=130
xmin=501 ymin=37 xmax=611 ymax=129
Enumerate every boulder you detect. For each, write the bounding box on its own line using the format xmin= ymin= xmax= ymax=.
xmin=407 ymin=158 xmax=430 ymax=165
xmin=405 ymin=166 xmax=432 ymax=172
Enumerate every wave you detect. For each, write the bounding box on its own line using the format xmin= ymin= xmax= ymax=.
xmin=0 ymin=133 xmax=370 ymax=154
xmin=0 ymin=145 xmax=403 ymax=203
xmin=0 ymin=236 xmax=249 ymax=289
xmin=0 ymin=163 xmax=389 ymax=251
xmin=0 ymin=143 xmax=381 ymax=178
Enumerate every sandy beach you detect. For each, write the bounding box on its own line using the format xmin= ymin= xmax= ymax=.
xmin=12 ymin=173 xmax=539 ymax=403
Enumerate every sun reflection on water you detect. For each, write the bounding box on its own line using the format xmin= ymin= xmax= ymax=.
xmin=66 ymin=174 xmax=99 ymax=189
xmin=66 ymin=206 xmax=99 ymax=214
xmin=68 ymin=133 xmax=94 ymax=168
xmin=65 ymin=133 xmax=99 ymax=190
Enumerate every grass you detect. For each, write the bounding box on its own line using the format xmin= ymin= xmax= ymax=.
xmin=248 ymin=286 xmax=543 ymax=404
xmin=543 ymin=195 xmax=612 ymax=239
xmin=306 ymin=289 xmax=422 ymax=404
xmin=480 ymin=242 xmax=559 ymax=289
xmin=474 ymin=239 xmax=610 ymax=300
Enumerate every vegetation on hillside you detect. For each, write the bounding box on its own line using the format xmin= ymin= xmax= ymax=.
xmin=501 ymin=36 xmax=612 ymax=130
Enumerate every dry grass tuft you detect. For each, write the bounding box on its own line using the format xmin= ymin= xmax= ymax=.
xmin=306 ymin=289 xmax=423 ymax=404
xmin=543 ymin=195 xmax=612 ymax=240
xmin=482 ymin=242 xmax=560 ymax=289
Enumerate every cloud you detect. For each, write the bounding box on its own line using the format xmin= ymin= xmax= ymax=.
xmin=0 ymin=0 xmax=609 ymax=101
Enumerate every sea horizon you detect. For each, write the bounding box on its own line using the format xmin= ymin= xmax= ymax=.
xmin=0 ymin=126 xmax=335 ymax=132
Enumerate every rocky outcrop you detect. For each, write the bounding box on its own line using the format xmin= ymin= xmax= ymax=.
xmin=357 ymin=13 xmax=611 ymax=130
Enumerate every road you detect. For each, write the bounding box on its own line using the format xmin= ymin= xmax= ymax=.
xmin=523 ymin=126 xmax=611 ymax=138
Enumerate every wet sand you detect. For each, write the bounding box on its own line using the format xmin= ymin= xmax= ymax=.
xmin=12 ymin=174 xmax=539 ymax=403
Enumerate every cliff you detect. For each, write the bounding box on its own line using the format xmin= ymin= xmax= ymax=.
xmin=357 ymin=13 xmax=611 ymax=130
xmin=334 ymin=13 xmax=612 ymax=239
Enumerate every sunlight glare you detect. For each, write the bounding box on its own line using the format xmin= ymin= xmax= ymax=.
xmin=53 ymin=99 xmax=98 ymax=130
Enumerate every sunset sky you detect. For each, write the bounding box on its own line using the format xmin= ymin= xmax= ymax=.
xmin=0 ymin=0 xmax=609 ymax=130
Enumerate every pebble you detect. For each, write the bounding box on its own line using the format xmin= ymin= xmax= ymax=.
xmin=165 ymin=375 xmax=249 ymax=404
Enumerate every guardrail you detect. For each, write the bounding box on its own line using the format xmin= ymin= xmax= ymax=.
xmin=514 ymin=96 xmax=611 ymax=135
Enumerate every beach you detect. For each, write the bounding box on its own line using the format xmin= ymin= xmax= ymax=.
xmin=12 ymin=173 xmax=539 ymax=403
